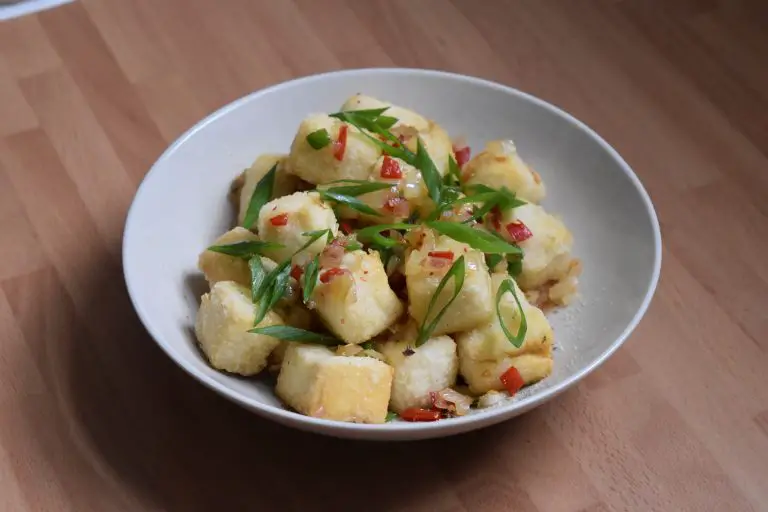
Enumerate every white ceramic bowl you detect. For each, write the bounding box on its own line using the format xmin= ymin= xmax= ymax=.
xmin=123 ymin=68 xmax=661 ymax=441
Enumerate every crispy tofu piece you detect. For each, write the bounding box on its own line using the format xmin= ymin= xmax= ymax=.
xmin=464 ymin=140 xmax=546 ymax=203
xmin=194 ymin=281 xmax=283 ymax=375
xmin=312 ymin=250 xmax=403 ymax=344
xmin=456 ymin=274 xmax=553 ymax=394
xmin=285 ymin=114 xmax=381 ymax=185
xmin=198 ymin=227 xmax=260 ymax=286
xmin=237 ymin=154 xmax=302 ymax=229
xmin=276 ymin=344 xmax=393 ymax=423
xmin=499 ymin=203 xmax=577 ymax=296
xmin=378 ymin=331 xmax=458 ymax=413
xmin=256 ymin=191 xmax=338 ymax=264
xmin=405 ymin=232 xmax=493 ymax=335
xmin=340 ymin=95 xmax=452 ymax=176
xmin=340 ymin=94 xmax=430 ymax=132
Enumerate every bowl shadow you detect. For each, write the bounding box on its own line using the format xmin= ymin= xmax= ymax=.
xmin=13 ymin=249 xmax=561 ymax=511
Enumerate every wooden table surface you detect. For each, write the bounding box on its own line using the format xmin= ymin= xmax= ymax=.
xmin=1 ymin=1 xmax=767 ymax=511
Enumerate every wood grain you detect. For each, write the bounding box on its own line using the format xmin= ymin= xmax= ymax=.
xmin=0 ymin=1 xmax=767 ymax=510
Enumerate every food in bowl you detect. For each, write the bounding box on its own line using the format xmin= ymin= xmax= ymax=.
xmin=193 ymin=94 xmax=581 ymax=424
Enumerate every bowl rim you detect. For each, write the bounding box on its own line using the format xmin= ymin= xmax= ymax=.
xmin=123 ymin=67 xmax=662 ymax=435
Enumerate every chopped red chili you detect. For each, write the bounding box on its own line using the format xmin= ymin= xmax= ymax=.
xmin=319 ymin=267 xmax=347 ymax=284
xmin=500 ymin=366 xmax=525 ymax=395
xmin=400 ymin=408 xmax=441 ymax=422
xmin=290 ymin=265 xmax=303 ymax=281
xmin=506 ymin=221 xmax=532 ymax=242
xmin=380 ymin=156 xmax=402 ymax=179
xmin=269 ymin=213 xmax=289 ymax=226
xmin=339 ymin=221 xmax=353 ymax=235
xmin=454 ymin=145 xmax=471 ymax=168
xmin=333 ymin=125 xmax=348 ymax=161
xmin=427 ymin=251 xmax=454 ymax=261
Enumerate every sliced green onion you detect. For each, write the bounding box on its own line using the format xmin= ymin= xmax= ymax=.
xmin=356 ymin=223 xmax=417 ymax=248
xmin=296 ymin=229 xmax=333 ymax=254
xmin=415 ymin=255 xmax=466 ymax=347
xmin=306 ymin=128 xmax=331 ymax=149
xmin=426 ymin=221 xmax=521 ymax=255
xmin=322 ymin=181 xmax=394 ymax=197
xmin=414 ymin=137 xmax=442 ymax=206
xmin=446 ymin=154 xmax=461 ymax=186
xmin=207 ymin=240 xmax=284 ymax=259
xmin=496 ymin=278 xmax=527 ymax=348
xmin=318 ymin=190 xmax=382 ymax=217
xmin=302 ymin=255 xmax=320 ymax=303
xmin=385 ymin=411 xmax=399 ymax=422
xmin=377 ymin=115 xmax=398 ymax=129
xmin=252 ymin=261 xmax=291 ymax=326
xmin=242 ymin=164 xmax=276 ymax=229
xmin=249 ymin=256 xmax=268 ymax=305
xmin=249 ymin=325 xmax=340 ymax=345
xmin=486 ymin=253 xmax=504 ymax=272
xmin=507 ymin=257 xmax=523 ymax=277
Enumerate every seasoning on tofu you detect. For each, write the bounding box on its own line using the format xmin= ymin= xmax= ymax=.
xmin=193 ymin=93 xmax=581 ymax=424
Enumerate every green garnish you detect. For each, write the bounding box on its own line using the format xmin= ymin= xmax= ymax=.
xmin=465 ymin=184 xmax=526 ymax=212
xmin=385 ymin=411 xmax=399 ymax=422
xmin=207 ymin=240 xmax=284 ymax=259
xmin=426 ymin=221 xmax=521 ymax=255
xmin=415 ymin=255 xmax=466 ymax=347
xmin=344 ymin=240 xmax=362 ymax=251
xmin=486 ymin=253 xmax=504 ymax=272
xmin=318 ymin=190 xmax=382 ymax=217
xmin=322 ymin=181 xmax=394 ymax=197
xmin=242 ymin=164 xmax=277 ymax=229
xmin=507 ymin=256 xmax=523 ymax=277
xmin=249 ymin=256 xmax=268 ymax=304
xmin=377 ymin=115 xmax=398 ymax=129
xmin=414 ymin=137 xmax=442 ymax=206
xmin=446 ymin=154 xmax=462 ymax=186
xmin=301 ymin=255 xmax=321 ymax=303
xmin=496 ymin=278 xmax=528 ymax=348
xmin=249 ymin=325 xmax=340 ymax=345
xmin=355 ymin=223 xmax=417 ymax=248
xmin=296 ymin=229 xmax=334 ymax=253
xmin=252 ymin=262 xmax=291 ymax=326
xmin=306 ymin=128 xmax=331 ymax=149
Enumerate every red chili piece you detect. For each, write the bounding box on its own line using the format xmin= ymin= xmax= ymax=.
xmin=506 ymin=221 xmax=532 ymax=242
xmin=500 ymin=366 xmax=525 ymax=395
xmin=319 ymin=267 xmax=347 ymax=284
xmin=400 ymin=408 xmax=441 ymax=422
xmin=427 ymin=251 xmax=454 ymax=261
xmin=333 ymin=125 xmax=348 ymax=161
xmin=290 ymin=265 xmax=303 ymax=281
xmin=454 ymin=145 xmax=471 ymax=168
xmin=270 ymin=213 xmax=289 ymax=226
xmin=380 ymin=156 xmax=403 ymax=179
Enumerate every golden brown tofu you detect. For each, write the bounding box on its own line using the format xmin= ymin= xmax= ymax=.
xmin=463 ymin=140 xmax=546 ymax=203
xmin=197 ymin=227 xmax=260 ymax=287
xmin=276 ymin=344 xmax=393 ymax=423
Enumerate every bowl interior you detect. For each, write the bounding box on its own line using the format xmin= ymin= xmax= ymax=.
xmin=123 ymin=69 xmax=660 ymax=440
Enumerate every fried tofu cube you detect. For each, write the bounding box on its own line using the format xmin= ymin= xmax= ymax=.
xmin=311 ymin=250 xmax=403 ymax=344
xmin=237 ymin=154 xmax=302 ymax=229
xmin=194 ymin=281 xmax=283 ymax=375
xmin=378 ymin=332 xmax=458 ymax=413
xmin=285 ymin=114 xmax=381 ymax=185
xmin=276 ymin=344 xmax=393 ymax=423
xmin=256 ymin=191 xmax=338 ymax=264
xmin=340 ymin=94 xmax=430 ymax=132
xmin=405 ymin=233 xmax=493 ymax=335
xmin=340 ymin=95 xmax=452 ymax=176
xmin=456 ymin=274 xmax=553 ymax=394
xmin=499 ymin=203 xmax=578 ymax=296
xmin=464 ymin=140 xmax=546 ymax=203
xmin=198 ymin=227 xmax=260 ymax=286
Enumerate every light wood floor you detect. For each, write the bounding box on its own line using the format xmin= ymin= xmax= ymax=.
xmin=0 ymin=1 xmax=767 ymax=510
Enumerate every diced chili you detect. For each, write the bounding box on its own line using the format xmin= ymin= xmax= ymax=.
xmin=319 ymin=267 xmax=347 ymax=284
xmin=333 ymin=125 xmax=348 ymax=161
xmin=290 ymin=265 xmax=303 ymax=281
xmin=400 ymin=407 xmax=441 ymax=422
xmin=380 ymin=156 xmax=403 ymax=179
xmin=454 ymin=145 xmax=471 ymax=168
xmin=506 ymin=221 xmax=532 ymax=242
xmin=427 ymin=251 xmax=454 ymax=261
xmin=500 ymin=366 xmax=525 ymax=395
xmin=270 ymin=213 xmax=289 ymax=226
